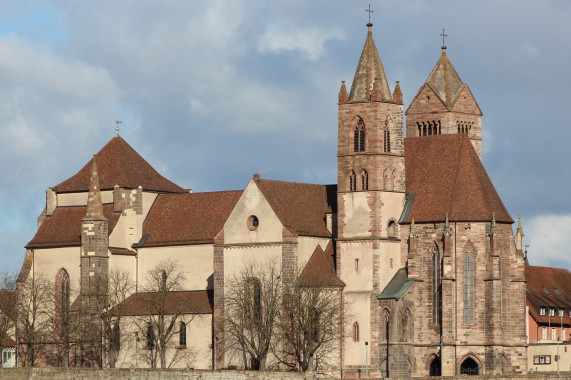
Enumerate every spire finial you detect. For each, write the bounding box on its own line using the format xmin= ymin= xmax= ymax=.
xmin=440 ymin=28 xmax=448 ymax=49
xmin=115 ymin=120 xmax=122 ymax=137
xmin=410 ymin=218 xmax=417 ymax=237
xmin=365 ymin=4 xmax=374 ymax=25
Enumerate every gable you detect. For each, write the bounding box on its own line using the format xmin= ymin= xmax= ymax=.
xmin=405 ymin=84 xmax=449 ymax=114
xmin=451 ymin=85 xmax=483 ymax=115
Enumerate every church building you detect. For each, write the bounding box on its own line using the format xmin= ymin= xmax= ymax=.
xmin=17 ymin=23 xmax=528 ymax=377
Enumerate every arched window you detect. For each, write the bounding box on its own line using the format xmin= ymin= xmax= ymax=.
xmin=381 ymin=309 xmax=390 ymax=342
xmin=311 ymin=307 xmax=320 ymax=343
xmin=460 ymin=357 xmax=479 ymax=375
xmin=387 ymin=220 xmax=396 ymax=238
xmin=384 ymin=129 xmax=391 ymax=152
xmin=55 ymin=269 xmax=70 ymax=338
xmin=430 ymin=356 xmax=441 ymax=376
xmin=112 ymin=322 xmax=121 ymax=351
xmin=354 ymin=118 xmax=365 ymax=152
xmin=353 ymin=322 xmax=360 ymax=342
xmin=361 ymin=170 xmax=368 ymax=190
xmin=161 ymin=270 xmax=167 ymax=291
xmin=431 ymin=244 xmax=441 ymax=325
xmin=146 ymin=322 xmax=155 ymax=348
xmin=179 ymin=321 xmax=187 ymax=346
xmin=349 ymin=170 xmax=356 ymax=191
xmin=464 ymin=244 xmax=475 ymax=324
xmin=246 ymin=278 xmax=262 ymax=323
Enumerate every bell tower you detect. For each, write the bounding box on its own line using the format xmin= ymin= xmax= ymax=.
xmin=336 ymin=23 xmax=405 ymax=374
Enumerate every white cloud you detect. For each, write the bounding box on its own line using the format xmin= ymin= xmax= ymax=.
xmin=525 ymin=214 xmax=571 ymax=269
xmin=258 ymin=24 xmax=344 ymax=61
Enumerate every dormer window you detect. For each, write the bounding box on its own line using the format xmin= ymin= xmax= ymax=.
xmin=558 ymin=308 xmax=564 ymax=318
xmin=549 ymin=308 xmax=555 ymax=317
xmin=540 ymin=307 xmax=546 ymax=316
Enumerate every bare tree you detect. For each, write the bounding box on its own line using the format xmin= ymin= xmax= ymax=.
xmin=222 ymin=262 xmax=281 ymax=370
xmin=16 ymin=274 xmax=54 ymax=367
xmin=139 ymin=259 xmax=188 ymax=369
xmin=0 ymin=272 xmax=16 ymax=356
xmin=87 ymin=268 xmax=135 ymax=368
xmin=277 ymin=276 xmax=346 ymax=372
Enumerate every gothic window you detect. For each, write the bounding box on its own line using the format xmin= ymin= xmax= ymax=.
xmin=384 ymin=129 xmax=391 ymax=152
xmin=431 ymin=244 xmax=441 ymax=325
xmin=55 ymin=269 xmax=70 ymax=338
xmin=417 ymin=122 xmax=422 ymax=137
xmin=354 ymin=119 xmax=365 ymax=152
xmin=112 ymin=322 xmax=121 ymax=351
xmin=464 ymin=244 xmax=475 ymax=324
xmin=361 ymin=170 xmax=368 ymax=190
xmin=311 ymin=308 xmax=320 ymax=343
xmin=387 ymin=220 xmax=396 ymax=238
xmin=460 ymin=357 xmax=480 ymax=375
xmin=349 ymin=170 xmax=356 ymax=191
xmin=179 ymin=321 xmax=187 ymax=346
xmin=245 ymin=278 xmax=262 ymax=323
xmin=381 ymin=309 xmax=390 ymax=342
xmin=400 ymin=309 xmax=411 ymax=342
xmin=146 ymin=322 xmax=155 ymax=348
xmin=353 ymin=322 xmax=360 ymax=342
xmin=161 ymin=270 xmax=167 ymax=292
xmin=423 ymin=122 xmax=427 ymax=136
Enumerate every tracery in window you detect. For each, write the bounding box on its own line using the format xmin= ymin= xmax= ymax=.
xmin=354 ymin=118 xmax=365 ymax=152
xmin=349 ymin=170 xmax=356 ymax=192
xmin=464 ymin=244 xmax=474 ymax=324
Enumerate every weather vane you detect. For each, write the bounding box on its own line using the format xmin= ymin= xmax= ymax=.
xmin=440 ymin=28 xmax=448 ymax=47
xmin=115 ymin=120 xmax=122 ymax=137
xmin=365 ymin=4 xmax=374 ymax=24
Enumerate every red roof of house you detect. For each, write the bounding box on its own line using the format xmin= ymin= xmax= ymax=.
xmin=256 ymin=178 xmax=336 ymax=237
xmin=109 ymin=290 xmax=213 ymax=316
xmin=298 ymin=243 xmax=344 ymax=288
xmin=26 ymin=204 xmax=120 ymax=248
xmin=404 ymin=134 xmax=513 ymax=223
xmin=53 ymin=137 xmax=184 ymax=193
xmin=142 ymin=190 xmax=243 ymax=247
xmin=526 ymin=265 xmax=571 ymax=326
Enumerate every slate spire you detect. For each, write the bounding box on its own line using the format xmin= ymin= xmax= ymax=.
xmin=348 ymin=23 xmax=392 ymax=102
xmin=83 ymin=157 xmax=107 ymax=221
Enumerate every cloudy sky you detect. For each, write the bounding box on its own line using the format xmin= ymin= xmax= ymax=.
xmin=0 ymin=1 xmax=569 ymax=273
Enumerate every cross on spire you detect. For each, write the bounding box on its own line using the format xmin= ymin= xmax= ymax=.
xmin=365 ymin=4 xmax=374 ymax=25
xmin=440 ymin=28 xmax=448 ymax=48
xmin=115 ymin=120 xmax=122 ymax=137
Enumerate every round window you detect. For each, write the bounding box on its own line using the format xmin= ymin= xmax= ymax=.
xmin=247 ymin=215 xmax=259 ymax=231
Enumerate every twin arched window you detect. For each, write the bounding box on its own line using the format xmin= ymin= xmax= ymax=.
xmin=354 ymin=119 xmax=365 ymax=152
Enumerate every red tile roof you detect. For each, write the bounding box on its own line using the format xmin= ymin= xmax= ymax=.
xmin=298 ymin=243 xmax=344 ymax=288
xmin=109 ymin=290 xmax=213 ymax=316
xmin=526 ymin=266 xmax=571 ymax=326
xmin=404 ymin=134 xmax=513 ymax=223
xmin=142 ymin=191 xmax=243 ymax=247
xmin=26 ymin=204 xmax=120 ymax=248
xmin=53 ymin=137 xmax=184 ymax=193
xmin=256 ymin=179 xmax=336 ymax=237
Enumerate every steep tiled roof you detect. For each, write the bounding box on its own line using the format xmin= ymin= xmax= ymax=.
xmin=425 ymin=47 xmax=464 ymax=108
xmin=26 ymin=204 xmax=120 ymax=248
xmin=142 ymin=191 xmax=243 ymax=247
xmin=403 ymin=134 xmax=513 ymax=223
xmin=109 ymin=290 xmax=213 ymax=316
xmin=255 ymin=179 xmax=336 ymax=238
xmin=298 ymin=244 xmax=344 ymax=288
xmin=348 ymin=24 xmax=392 ymax=102
xmin=53 ymin=137 xmax=184 ymax=193
xmin=526 ymin=266 xmax=571 ymax=326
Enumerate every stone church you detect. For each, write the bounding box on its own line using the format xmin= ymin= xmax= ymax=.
xmin=18 ymin=23 xmax=528 ymax=377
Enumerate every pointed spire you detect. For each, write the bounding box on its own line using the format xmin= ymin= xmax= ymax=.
xmin=516 ymin=214 xmax=524 ymax=251
xmin=83 ymin=157 xmax=108 ymax=222
xmin=425 ymin=46 xmax=464 ymax=107
xmin=338 ymin=80 xmax=348 ymax=103
xmin=392 ymin=81 xmax=403 ymax=104
xmin=348 ymin=24 xmax=392 ymax=102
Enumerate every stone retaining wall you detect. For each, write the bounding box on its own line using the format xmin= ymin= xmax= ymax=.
xmin=1 ymin=368 xmax=570 ymax=380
